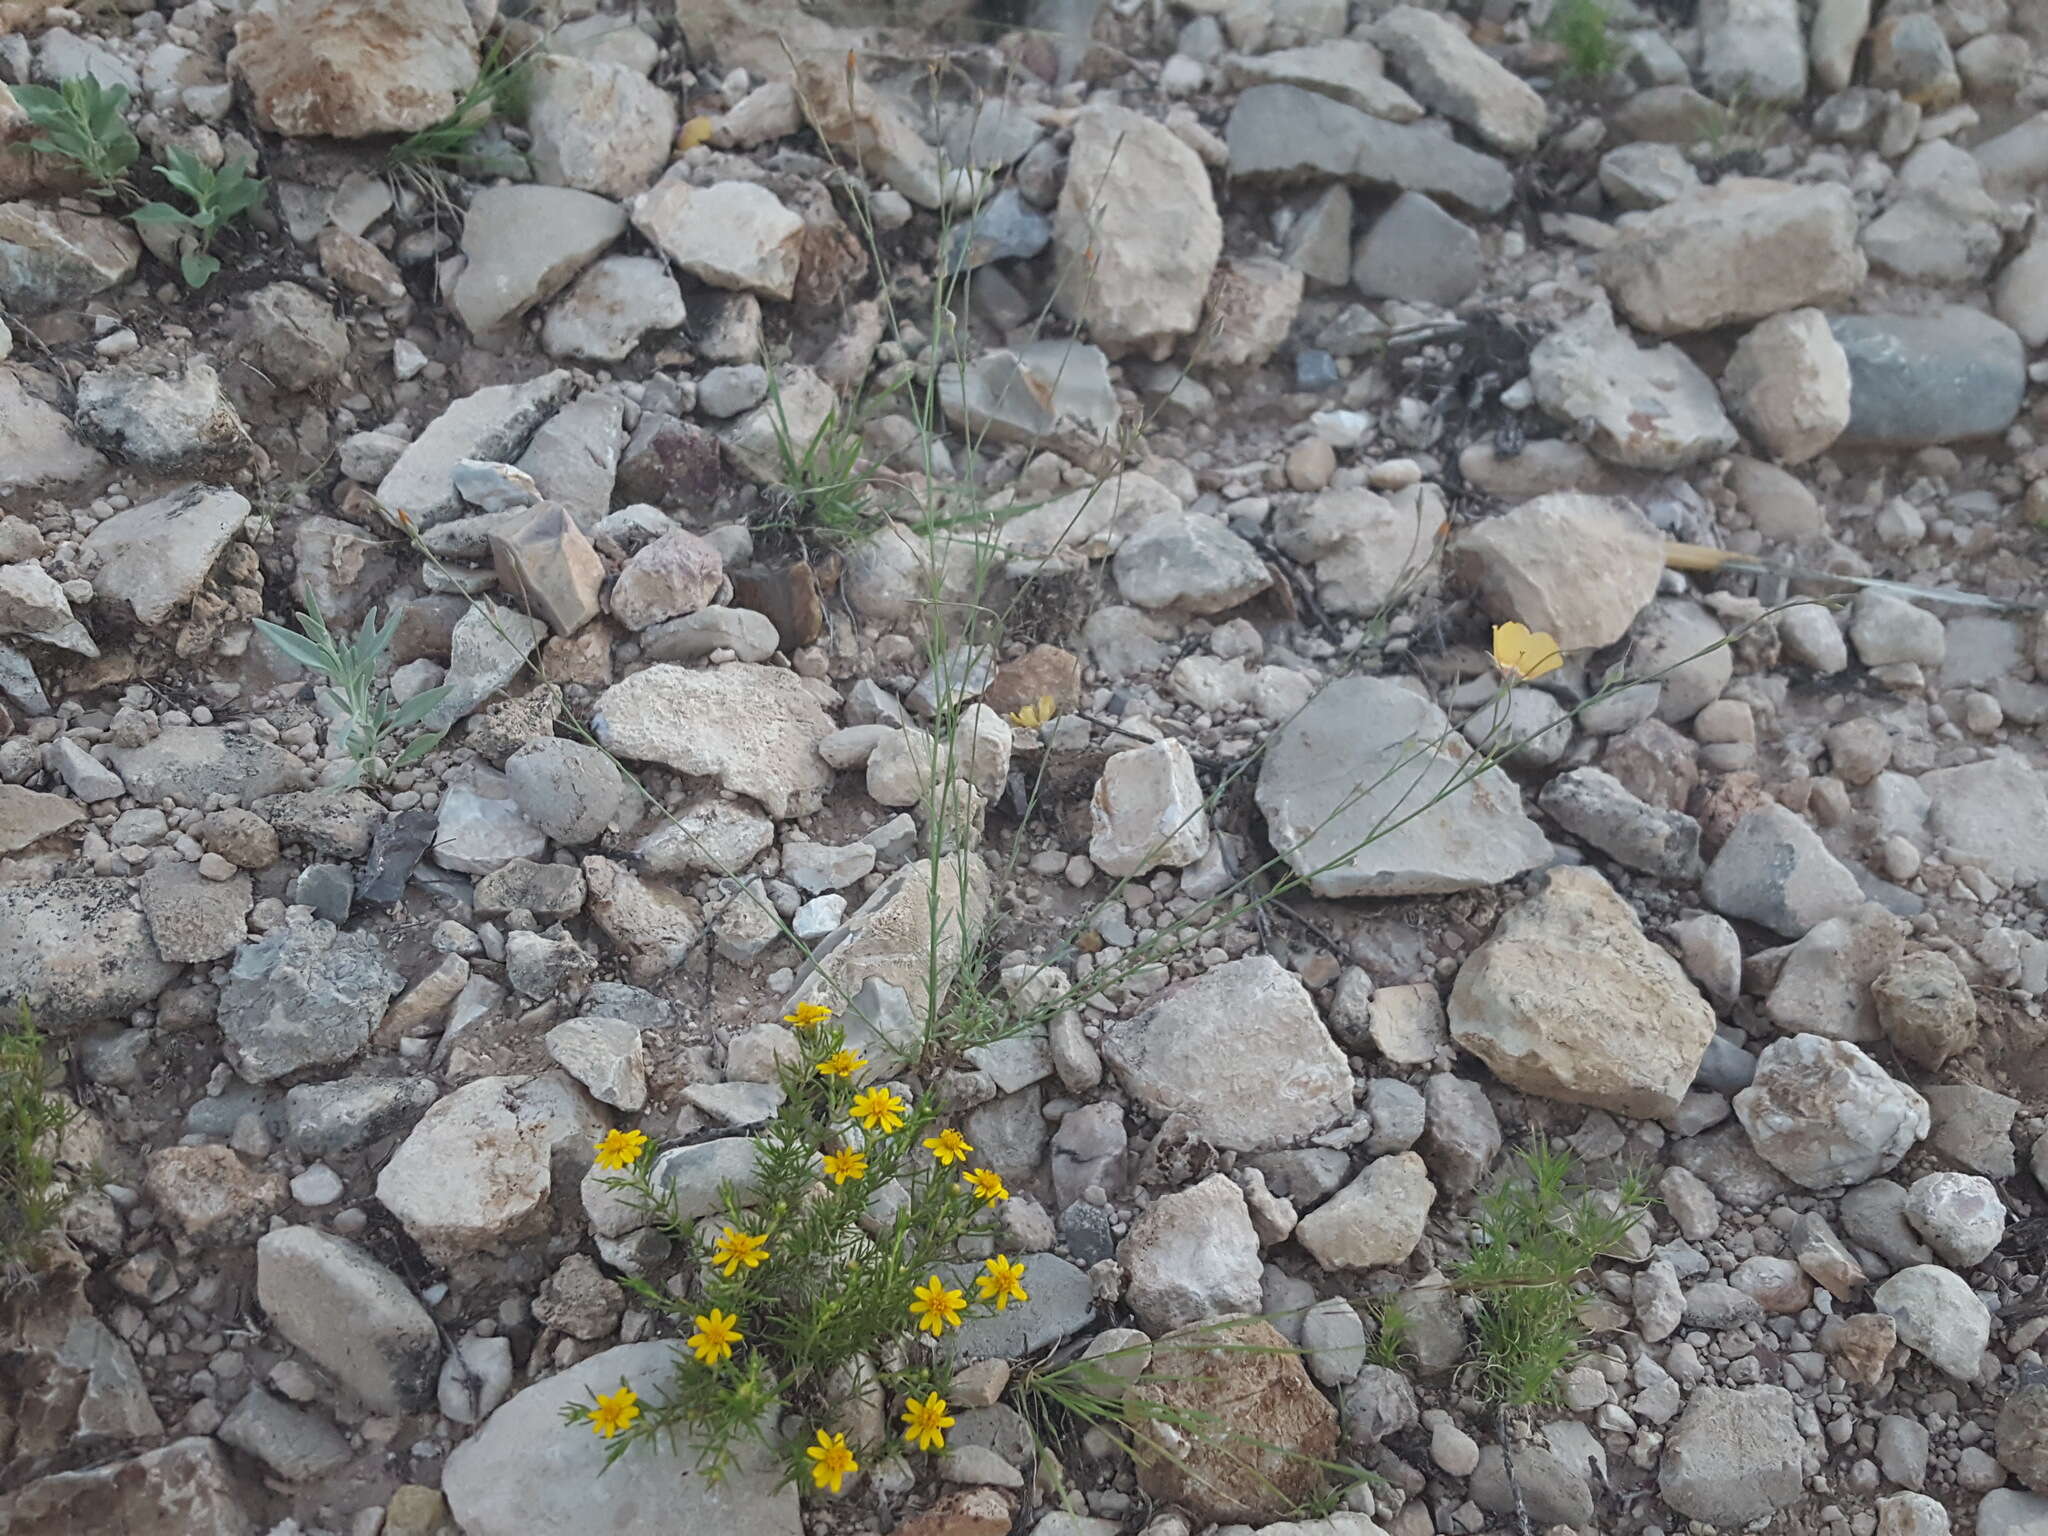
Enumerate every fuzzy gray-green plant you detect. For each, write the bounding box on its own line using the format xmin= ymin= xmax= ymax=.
xmin=1 ymin=1006 xmax=77 ymax=1285
xmin=7 ymin=76 xmax=139 ymax=193
xmin=252 ymin=597 xmax=449 ymax=786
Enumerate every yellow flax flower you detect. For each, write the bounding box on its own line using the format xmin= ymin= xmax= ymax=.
xmin=592 ymin=1128 xmax=648 ymax=1172
xmin=687 ymin=1307 xmax=743 ymax=1367
xmin=588 ymin=1383 xmax=639 ymax=1439
xmin=784 ymin=1001 xmax=833 ymax=1029
xmin=709 ymin=1227 xmax=768 ymax=1278
xmin=1491 ymin=621 xmax=1563 ymax=681
xmin=901 ymin=1390 xmax=955 ymax=1453
xmin=816 ymin=1048 xmax=867 ymax=1080
xmin=977 ymin=1254 xmax=1029 ymax=1312
xmin=922 ymin=1127 xmax=973 ymax=1166
xmin=820 ymin=1146 xmax=868 ymax=1185
xmin=850 ymin=1085 xmax=907 ymax=1133
xmin=909 ymin=1275 xmax=967 ymax=1336
xmin=1007 ymin=694 xmax=1058 ymax=730
xmin=806 ymin=1429 xmax=859 ymax=1494
xmin=962 ymin=1167 xmax=1009 ymax=1203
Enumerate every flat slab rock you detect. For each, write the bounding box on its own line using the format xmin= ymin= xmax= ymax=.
xmin=0 ymin=878 xmax=180 ymax=1029
xmin=592 ymin=662 xmax=835 ymax=820
xmin=1256 ymin=676 xmax=1549 ymax=897
xmin=442 ymin=1341 xmax=799 ymax=1536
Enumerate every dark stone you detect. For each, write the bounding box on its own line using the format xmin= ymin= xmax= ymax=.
xmin=1060 ymin=1199 xmax=1117 ymax=1267
xmin=1830 ymin=307 xmax=2026 ymax=447
xmin=614 ymin=411 xmax=724 ymax=510
xmin=292 ymin=863 xmax=353 ymax=923
xmin=728 ymin=562 xmax=824 ymax=650
xmin=357 ymin=809 xmax=437 ymax=906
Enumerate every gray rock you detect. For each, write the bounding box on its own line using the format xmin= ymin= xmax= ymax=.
xmin=504 ymin=739 xmax=626 ymax=845
xmin=139 ymin=860 xmax=251 ymax=963
xmin=629 ymin=173 xmax=803 ymax=301
xmin=1351 ymin=190 xmax=1481 ymax=306
xmin=516 ymin=390 xmax=626 ymax=527
xmin=1089 ymin=737 xmax=1212 ymax=878
xmin=1344 ymin=1362 xmax=1420 ymax=1446
xmin=1598 ymin=141 xmax=1700 ymax=209
xmin=1364 ymin=1078 xmax=1426 ymax=1155
xmin=641 ymin=605 xmax=780 ymax=664
xmin=1762 ymin=904 xmax=1906 ymax=1042
xmin=219 ymin=1387 xmax=349 ymax=1481
xmin=1699 ymin=0 xmax=1806 ymax=103
xmin=284 ymin=1076 xmax=440 ymax=1159
xmin=1419 ymin=1073 xmax=1500 ymax=1194
xmin=377 ymin=371 xmax=576 ymax=528
xmin=0 ymin=365 xmax=104 ymax=494
xmin=1703 ymin=803 xmax=1865 ymax=939
xmin=442 ymin=1341 xmax=800 ymax=1536
xmin=0 ymin=883 xmax=165 ymax=1031
xmin=633 ymin=796 xmax=775 ymax=877
xmin=0 ymin=1437 xmax=259 ymax=1534
xmin=75 ymin=362 xmax=245 ymax=471
xmin=0 ymin=203 xmax=141 ymax=312
xmin=649 ymin=1136 xmax=764 ymax=1222
xmin=1112 ymin=513 xmax=1270 ymax=615
xmin=1923 ymin=1082 xmax=2018 ymax=1179
xmin=1372 ymin=5 xmax=1546 ymax=154
xmin=1531 ymin=303 xmax=1736 ymax=470
xmin=256 ymin=1225 xmax=439 ymax=1412
xmin=525 ymin=54 xmax=674 ymax=199
xmin=544 ymin=1016 xmax=647 ymax=1112
xmin=1120 ymin=1173 xmax=1264 ymax=1333
xmin=948 ymin=1252 xmax=1094 ymax=1360
xmin=216 ymin=915 xmax=401 ymax=1084
xmin=1102 ymin=955 xmax=1352 ymax=1152
xmin=1876 ymin=1264 xmax=1990 ymax=1381
xmin=240 ymin=281 xmax=349 ymax=391
xmin=1473 ymin=1444 xmax=1594 ymax=1527
xmin=439 ymin=1334 xmax=515 ymax=1426
xmin=1830 ymin=308 xmax=2026 ymax=447
xmin=433 ymin=776 xmax=548 ymax=875
xmin=1722 ymin=307 xmax=1852 ymax=465
xmin=1222 ymin=40 xmax=1423 ymax=122
xmin=1734 ymin=1034 xmax=1929 ymax=1189
xmin=541 ymin=254 xmax=686 ymax=362
xmin=1539 ymin=767 xmax=1702 ymax=882
xmin=1658 ymin=1384 xmax=1805 ymax=1525
xmin=1918 ymin=752 xmax=2048 ymax=885
xmin=938 ymin=339 xmax=1120 ymax=468
xmin=1271 ymin=485 xmax=1443 ymax=618
xmin=109 ymin=725 xmax=303 ymax=805
xmin=84 ymin=485 xmax=253 ymax=627
xmin=1904 ymin=1171 xmax=2004 ymax=1268
xmin=1851 ymin=589 xmax=1945 ymax=667
xmin=1258 ymin=676 xmax=1549 ymax=898
xmin=1226 ymin=84 xmax=1514 ymax=216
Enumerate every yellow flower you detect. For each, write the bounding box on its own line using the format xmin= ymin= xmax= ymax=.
xmin=850 ymin=1085 xmax=907 ymax=1133
xmin=588 ymin=1383 xmax=639 ymax=1439
xmin=909 ymin=1274 xmax=967 ymax=1336
xmin=816 ymin=1048 xmax=867 ymax=1080
xmin=1491 ymin=621 xmax=1563 ymax=681
xmin=962 ymin=1167 xmax=1009 ymax=1203
xmin=710 ymin=1227 xmax=768 ymax=1278
xmin=678 ymin=114 xmax=715 ymax=151
xmin=784 ymin=1001 xmax=833 ymax=1029
xmin=687 ymin=1307 xmax=743 ymax=1367
xmin=922 ymin=1128 xmax=973 ymax=1166
xmin=820 ymin=1146 xmax=868 ymax=1185
xmin=1007 ymin=694 xmax=1058 ymax=730
xmin=592 ymin=1128 xmax=648 ymax=1172
xmin=806 ymin=1429 xmax=859 ymax=1494
xmin=976 ymin=1254 xmax=1029 ymax=1312
xmin=901 ymin=1390 xmax=955 ymax=1453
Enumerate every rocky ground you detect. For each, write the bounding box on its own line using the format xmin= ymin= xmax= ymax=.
xmin=6 ymin=0 xmax=2048 ymax=1534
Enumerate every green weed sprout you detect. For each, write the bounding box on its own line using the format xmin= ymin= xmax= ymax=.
xmin=1455 ymin=1140 xmax=1651 ymax=1408
xmin=1 ymin=1005 xmax=77 ymax=1284
xmin=252 ymin=597 xmax=449 ymax=786
xmin=386 ymin=37 xmax=533 ymax=177
xmin=6 ymin=77 xmax=138 ymax=193
xmin=563 ymin=1001 xmax=1025 ymax=1496
xmin=130 ymin=148 xmax=266 ymax=289
xmin=1546 ymin=0 xmax=1624 ymax=84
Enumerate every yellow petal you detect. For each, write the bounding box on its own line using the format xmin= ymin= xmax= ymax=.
xmin=679 ymin=115 xmax=715 ymax=151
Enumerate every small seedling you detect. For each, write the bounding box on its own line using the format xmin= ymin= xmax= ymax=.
xmin=6 ymin=76 xmax=138 ymax=192
xmin=386 ymin=37 xmax=533 ymax=177
xmin=1455 ymin=1140 xmax=1651 ymax=1407
xmin=1 ymin=1005 xmax=76 ymax=1285
xmin=252 ymin=597 xmax=449 ymax=786
xmin=129 ymin=148 xmax=266 ymax=289
xmin=1546 ymin=0 xmax=1624 ymax=84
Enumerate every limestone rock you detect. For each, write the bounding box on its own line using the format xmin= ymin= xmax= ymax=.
xmin=377 ymin=371 xmax=575 ymax=528
xmin=0 ymin=203 xmax=141 ymax=312
xmin=1449 ymin=865 xmax=1716 ymax=1117
xmin=231 ymin=0 xmax=479 ymax=138
xmin=1120 ymin=1173 xmax=1264 ymax=1332
xmin=1702 ymin=803 xmax=1864 ymax=939
xmin=1 ymin=1438 xmax=261 ymax=1536
xmin=1598 ymin=178 xmax=1866 ymax=335
xmin=451 ymin=185 xmax=624 ymax=337
xmin=1659 ymin=1385 xmax=1806 ymax=1526
xmin=1089 ymin=738 xmax=1211 ymax=877
xmin=1529 ymin=304 xmax=1736 ymax=470
xmin=525 ymin=54 xmax=675 ymax=199
xmin=1103 ymin=955 xmax=1352 ymax=1152
xmin=1722 ymin=308 xmax=1852 ymax=464
xmin=593 ymin=662 xmax=834 ymax=820
xmin=1875 ymin=1265 xmax=1990 ymax=1381
xmin=0 ymin=879 xmax=182 ymax=1029
xmin=1294 ymin=1152 xmax=1434 ymax=1270
xmin=255 ymin=1225 xmax=438 ymax=1412
xmin=83 ymin=485 xmax=251 ymax=627
xmin=1372 ymin=5 xmax=1547 ymax=154
xmin=630 ymin=173 xmax=803 ymax=301
xmin=1054 ymin=104 xmax=1222 ymax=357
xmin=1735 ymin=1034 xmax=1930 ymax=1189
xmin=1452 ymin=493 xmax=1663 ymax=650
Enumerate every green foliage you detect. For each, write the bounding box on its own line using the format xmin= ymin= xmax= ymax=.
xmin=1546 ymin=0 xmax=1623 ymax=83
xmin=1 ymin=1006 xmax=76 ymax=1283
xmin=6 ymin=77 xmax=138 ymax=192
xmin=386 ymin=37 xmax=533 ymax=176
xmin=564 ymin=1009 xmax=1022 ymax=1493
xmin=1365 ymin=1300 xmax=1410 ymax=1370
xmin=252 ymin=597 xmax=449 ymax=786
xmin=1454 ymin=1141 xmax=1651 ymax=1407
xmin=129 ymin=149 xmax=265 ymax=289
